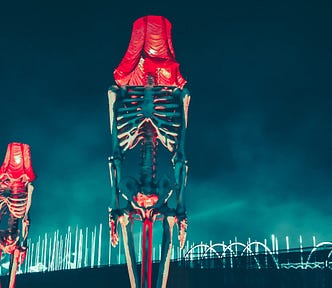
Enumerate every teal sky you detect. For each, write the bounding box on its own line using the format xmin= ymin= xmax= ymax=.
xmin=1 ymin=0 xmax=331 ymax=248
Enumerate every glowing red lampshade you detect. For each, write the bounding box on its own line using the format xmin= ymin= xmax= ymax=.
xmin=0 ymin=142 xmax=36 ymax=182
xmin=114 ymin=15 xmax=187 ymax=88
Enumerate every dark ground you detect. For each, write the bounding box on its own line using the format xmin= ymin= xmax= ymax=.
xmin=1 ymin=263 xmax=332 ymax=288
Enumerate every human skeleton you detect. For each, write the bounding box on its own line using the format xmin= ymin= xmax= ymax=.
xmin=108 ymin=15 xmax=190 ymax=288
xmin=0 ymin=142 xmax=35 ymax=288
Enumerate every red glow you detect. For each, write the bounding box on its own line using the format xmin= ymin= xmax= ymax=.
xmin=134 ymin=192 xmax=158 ymax=208
xmin=114 ymin=15 xmax=187 ymax=88
xmin=141 ymin=219 xmax=153 ymax=288
xmin=0 ymin=143 xmax=36 ymax=182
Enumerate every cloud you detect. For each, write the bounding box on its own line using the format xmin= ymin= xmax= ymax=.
xmin=185 ymin=176 xmax=332 ymax=247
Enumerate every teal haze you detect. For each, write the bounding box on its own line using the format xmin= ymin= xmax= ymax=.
xmin=0 ymin=0 xmax=331 ymax=248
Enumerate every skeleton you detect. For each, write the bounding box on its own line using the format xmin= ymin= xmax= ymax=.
xmin=108 ymin=15 xmax=190 ymax=288
xmin=0 ymin=143 xmax=35 ymax=288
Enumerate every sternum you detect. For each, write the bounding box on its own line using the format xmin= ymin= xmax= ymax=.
xmin=142 ymin=87 xmax=154 ymax=117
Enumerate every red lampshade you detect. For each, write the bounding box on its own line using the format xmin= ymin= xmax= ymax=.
xmin=0 ymin=142 xmax=36 ymax=182
xmin=114 ymin=15 xmax=187 ymax=88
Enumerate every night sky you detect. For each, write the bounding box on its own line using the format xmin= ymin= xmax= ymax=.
xmin=1 ymin=0 xmax=331 ymax=248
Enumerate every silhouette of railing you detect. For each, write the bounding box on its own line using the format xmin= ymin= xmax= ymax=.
xmin=0 ymin=224 xmax=331 ymax=276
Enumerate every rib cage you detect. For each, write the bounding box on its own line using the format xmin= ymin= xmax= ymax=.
xmin=0 ymin=184 xmax=28 ymax=219
xmin=116 ymin=86 xmax=182 ymax=153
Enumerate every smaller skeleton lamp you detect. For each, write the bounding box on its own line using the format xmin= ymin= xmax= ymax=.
xmin=0 ymin=143 xmax=35 ymax=288
xmin=108 ymin=15 xmax=190 ymax=288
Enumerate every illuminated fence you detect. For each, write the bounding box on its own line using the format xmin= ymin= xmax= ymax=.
xmin=0 ymin=224 xmax=331 ymax=276
xmin=0 ymin=223 xmax=184 ymax=276
xmin=182 ymin=239 xmax=332 ymax=270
